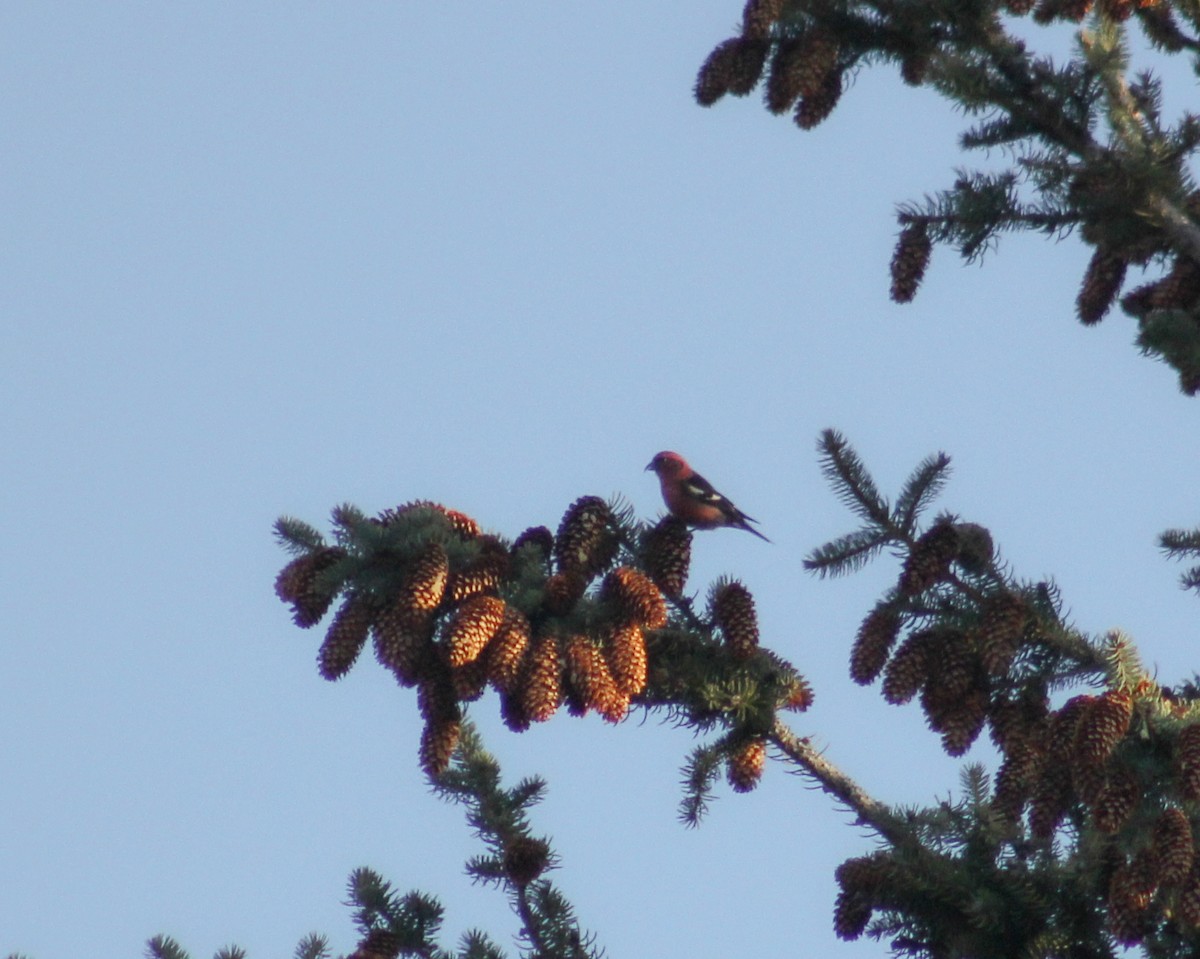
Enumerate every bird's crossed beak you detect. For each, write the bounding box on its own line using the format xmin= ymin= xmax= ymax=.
xmin=644 ymin=459 xmax=655 ymax=472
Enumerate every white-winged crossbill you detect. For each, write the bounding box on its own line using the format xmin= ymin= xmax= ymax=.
xmin=646 ymin=451 xmax=770 ymax=542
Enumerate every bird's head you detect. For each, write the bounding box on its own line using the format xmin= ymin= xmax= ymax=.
xmin=646 ymin=451 xmax=688 ymax=477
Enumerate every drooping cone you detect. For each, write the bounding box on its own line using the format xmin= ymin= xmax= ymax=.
xmin=1179 ymin=862 xmax=1200 ymax=927
xmin=511 ymin=525 xmax=554 ymax=566
xmin=606 ymin=624 xmax=648 ymax=697
xmin=1091 ymin=764 xmax=1142 ymax=834
xmin=742 ymin=0 xmax=783 ymax=37
xmin=881 ymin=630 xmax=934 ymax=705
xmin=522 ymin=633 xmax=564 ymax=723
xmin=1151 ymin=807 xmax=1194 ymax=887
xmin=564 ymin=635 xmax=627 ymax=722
xmin=850 ymin=604 xmax=901 ymax=685
xmin=1077 ymin=246 xmax=1127 ymax=324
xmin=992 ymin=738 xmax=1044 ymax=821
xmin=444 ymin=595 xmax=507 ymax=668
xmin=486 ymin=606 xmax=532 ymax=693
xmin=1175 ymin=723 xmax=1200 ymax=800
xmin=726 ymin=737 xmax=767 ymax=792
xmin=642 ymin=516 xmax=692 ymax=599
xmin=447 ymin=552 xmax=508 ymax=605
xmin=1106 ymin=854 xmax=1154 ymax=946
xmin=542 ymin=571 xmax=588 ymax=616
xmin=419 ymin=716 xmax=461 ymax=779
xmin=451 ymin=656 xmax=489 ymax=702
xmin=793 ymin=67 xmax=842 ymax=129
xmin=892 ymin=221 xmax=935 ymax=308
xmin=938 ymin=687 xmax=989 ymax=757
xmin=1074 ymin=689 xmax=1133 ymax=767
xmin=554 ymin=495 xmax=618 ymax=581
xmin=603 ymin=566 xmax=668 ymax=629
xmin=695 ymin=38 xmax=742 ymax=106
xmin=397 ymin=541 xmax=449 ymax=613
xmin=899 ymin=518 xmax=959 ymax=594
xmin=503 ymin=836 xmax=552 ymax=885
xmin=348 ymin=927 xmax=402 ymax=959
xmin=275 ymin=547 xmax=344 ymax=627
xmin=976 ymin=591 xmax=1029 ymax=676
xmin=318 ymin=593 xmax=374 ymax=680
xmin=710 ymin=579 xmax=759 ymax=659
xmin=765 ymin=36 xmax=806 ymax=114
xmin=373 ymin=601 xmax=433 ymax=685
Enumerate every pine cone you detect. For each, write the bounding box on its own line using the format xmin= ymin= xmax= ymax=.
xmin=642 ymin=516 xmax=692 ymax=599
xmin=604 ymin=566 xmax=668 ymax=630
xmin=993 ymin=738 xmax=1045 ymax=821
xmin=275 ymin=547 xmax=344 ymax=627
xmin=938 ymin=687 xmax=988 ymax=757
xmin=726 ymin=737 xmax=767 ymax=792
xmin=1074 ymin=689 xmax=1133 ymax=767
xmin=881 ymin=630 xmax=934 ymax=705
xmin=1178 ymin=863 xmax=1200 ymax=927
xmin=522 ymin=633 xmax=564 ymax=722
xmin=710 ymin=579 xmax=759 ymax=659
xmin=373 ymin=602 xmax=434 ymax=685
xmin=444 ymin=595 xmax=507 ymax=668
xmin=850 ymin=604 xmax=901 ymax=685
xmin=486 ymin=606 xmax=532 ymax=693
xmin=451 ymin=656 xmax=489 ymax=702
xmin=976 ymin=591 xmax=1029 ymax=676
xmin=318 ymin=593 xmax=374 ymax=680
xmin=765 ymin=36 xmax=806 ymax=114
xmin=728 ymin=37 xmax=770 ymax=96
xmin=1151 ymin=807 xmax=1194 ymax=887
xmin=1091 ymin=765 xmax=1142 ymax=834
xmin=447 ymin=553 xmax=508 ymax=605
xmin=555 ymin=496 xmax=618 ymax=581
xmin=564 ymin=635 xmax=626 ymax=722
xmin=606 ymin=623 xmax=648 ymax=697
xmin=1077 ymin=247 xmax=1127 ymax=325
xmin=397 ymin=542 xmax=449 ymax=612
xmin=695 ymin=38 xmax=742 ymax=106
xmin=889 ymin=222 xmax=933 ymax=304
xmin=1107 ymin=855 xmax=1154 ymax=945
xmin=542 ymin=570 xmax=588 ymax=616
xmin=1175 ymin=723 xmax=1200 ymax=801
xmin=742 ymin=0 xmax=784 ymax=38
xmin=793 ymin=66 xmax=842 ymax=129
xmin=503 ymin=837 xmax=552 ymax=885
xmin=419 ymin=716 xmax=461 ymax=778
xmin=1029 ymin=761 xmax=1073 ymax=840
xmin=512 ymin=525 xmax=554 ymax=566
xmin=899 ymin=519 xmax=959 ymax=594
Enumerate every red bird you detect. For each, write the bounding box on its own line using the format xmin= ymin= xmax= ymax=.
xmin=646 ymin=451 xmax=770 ymax=542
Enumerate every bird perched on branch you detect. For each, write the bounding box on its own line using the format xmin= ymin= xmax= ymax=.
xmin=646 ymin=451 xmax=770 ymax=542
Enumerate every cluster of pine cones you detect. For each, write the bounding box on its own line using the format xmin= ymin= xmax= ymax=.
xmin=275 ymin=496 xmax=796 ymax=784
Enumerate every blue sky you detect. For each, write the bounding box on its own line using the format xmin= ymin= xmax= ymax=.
xmin=4 ymin=4 xmax=1199 ymax=958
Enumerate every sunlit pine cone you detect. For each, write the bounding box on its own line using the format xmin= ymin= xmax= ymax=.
xmin=511 ymin=525 xmax=554 ymax=567
xmin=486 ymin=606 xmax=532 ymax=693
xmin=1175 ymin=724 xmax=1200 ymax=801
xmin=555 ymin=496 xmax=618 ymax=582
xmin=375 ymin=501 xmax=480 ymax=539
xmin=318 ymin=593 xmax=374 ymax=680
xmin=606 ymin=623 xmax=648 ymax=697
xmin=542 ymin=571 xmax=588 ymax=616
xmin=397 ymin=542 xmax=449 ymax=613
xmin=993 ymin=738 xmax=1045 ymax=821
xmin=275 ymin=547 xmax=344 ymax=627
xmin=1074 ymin=689 xmax=1133 ymax=767
xmin=726 ymin=737 xmax=767 ymax=792
xmin=443 ymin=508 xmax=481 ymax=539
xmin=522 ymin=633 xmax=564 ymax=722
xmin=793 ymin=66 xmax=842 ymax=129
xmin=447 ymin=552 xmax=508 ymax=605
xmin=642 ymin=516 xmax=692 ymax=599
xmin=710 ymin=579 xmax=759 ymax=659
xmin=1077 ymin=247 xmax=1127 ymax=324
xmin=564 ymin=635 xmax=627 ymax=723
xmin=1151 ymin=807 xmax=1194 ymax=887
xmin=889 ymin=222 xmax=933 ymax=304
xmin=419 ymin=716 xmax=461 ymax=779
xmin=503 ymin=837 xmax=552 ymax=885
xmin=373 ymin=602 xmax=434 ymax=686
xmin=1091 ymin=765 xmax=1142 ymax=834
xmin=976 ymin=591 xmax=1029 ymax=676
xmin=880 ymin=630 xmax=933 ymax=705
xmin=781 ymin=673 xmax=814 ymax=712
xmin=742 ymin=0 xmax=783 ymax=37
xmin=850 ymin=604 xmax=901 ymax=685
xmin=444 ymin=595 xmax=507 ymax=668
xmin=1178 ymin=863 xmax=1200 ymax=927
xmin=899 ymin=519 xmax=959 ymax=594
xmin=604 ymin=566 xmax=669 ymax=630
